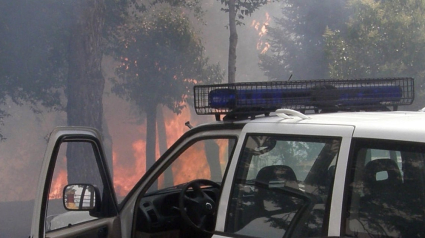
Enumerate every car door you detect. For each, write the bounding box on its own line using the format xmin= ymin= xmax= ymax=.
xmin=117 ymin=124 xmax=243 ymax=237
xmin=30 ymin=127 xmax=120 ymax=238
xmin=214 ymin=122 xmax=354 ymax=238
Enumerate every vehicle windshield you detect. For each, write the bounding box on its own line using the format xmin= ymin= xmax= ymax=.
xmin=225 ymin=134 xmax=341 ymax=238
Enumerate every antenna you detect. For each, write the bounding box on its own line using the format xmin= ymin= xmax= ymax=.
xmin=288 ymin=74 xmax=293 ymax=81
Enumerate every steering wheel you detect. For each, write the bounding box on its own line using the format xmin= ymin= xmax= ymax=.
xmin=179 ymin=179 xmax=220 ymax=233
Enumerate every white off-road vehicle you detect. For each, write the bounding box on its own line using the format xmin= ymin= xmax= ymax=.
xmin=31 ymin=77 xmax=425 ymax=238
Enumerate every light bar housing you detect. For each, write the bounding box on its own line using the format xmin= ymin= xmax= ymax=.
xmin=193 ymin=78 xmax=414 ymax=118
xmin=194 ymin=78 xmax=414 ymax=118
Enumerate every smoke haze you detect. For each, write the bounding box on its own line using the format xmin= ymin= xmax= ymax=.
xmin=0 ymin=1 xmax=280 ymax=236
xmin=1 ymin=0 xmax=424 ymax=236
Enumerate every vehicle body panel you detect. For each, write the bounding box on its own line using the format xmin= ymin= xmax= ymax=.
xmin=31 ymin=109 xmax=425 ymax=238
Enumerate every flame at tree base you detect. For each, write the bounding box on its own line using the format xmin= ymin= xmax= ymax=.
xmin=48 ymin=105 xmax=212 ymax=201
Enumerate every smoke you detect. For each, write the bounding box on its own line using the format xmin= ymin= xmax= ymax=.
xmin=201 ymin=0 xmax=281 ymax=82
xmin=0 ymin=0 xmax=361 ymax=237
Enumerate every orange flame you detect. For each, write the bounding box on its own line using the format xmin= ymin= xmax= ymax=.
xmin=217 ymin=139 xmax=230 ymax=170
xmin=112 ymin=106 xmax=194 ymax=198
xmin=171 ymin=142 xmax=211 ymax=185
xmin=251 ymin=12 xmax=271 ymax=54
xmin=49 ymin=156 xmax=67 ymax=199
xmin=48 ymin=104 xmax=214 ymax=200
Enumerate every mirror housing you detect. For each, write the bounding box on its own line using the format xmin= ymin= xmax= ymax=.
xmin=62 ymin=184 xmax=101 ymax=215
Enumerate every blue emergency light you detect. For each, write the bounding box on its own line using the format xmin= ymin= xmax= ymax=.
xmin=194 ymin=78 xmax=414 ymax=118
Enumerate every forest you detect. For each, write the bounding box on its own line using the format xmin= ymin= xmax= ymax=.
xmin=1 ymin=0 xmax=425 ymax=235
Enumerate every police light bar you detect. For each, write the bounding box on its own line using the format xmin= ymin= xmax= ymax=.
xmin=193 ymin=78 xmax=414 ymax=117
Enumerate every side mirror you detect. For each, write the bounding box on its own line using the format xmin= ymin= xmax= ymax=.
xmin=63 ymin=184 xmax=101 ymax=213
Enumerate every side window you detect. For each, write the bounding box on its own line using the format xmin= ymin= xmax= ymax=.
xmin=46 ymin=141 xmax=106 ymax=232
xmin=345 ymin=139 xmax=425 ymax=237
xmin=225 ymin=135 xmax=341 ymax=238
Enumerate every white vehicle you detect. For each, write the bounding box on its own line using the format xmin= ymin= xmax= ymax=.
xmin=31 ymin=77 xmax=425 ymax=238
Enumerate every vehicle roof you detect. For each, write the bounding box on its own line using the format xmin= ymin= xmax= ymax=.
xmin=247 ymin=110 xmax=423 ymax=125
xmin=214 ymin=110 xmax=425 ymax=142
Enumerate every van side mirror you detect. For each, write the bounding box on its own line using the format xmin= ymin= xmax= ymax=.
xmin=63 ymin=184 xmax=100 ymax=212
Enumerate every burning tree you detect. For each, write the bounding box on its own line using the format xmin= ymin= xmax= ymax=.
xmin=218 ymin=0 xmax=279 ymax=83
xmin=0 ymin=0 xmax=209 ymax=192
xmin=111 ymin=8 xmax=223 ymax=182
xmin=65 ymin=0 xmax=107 ymax=185
xmin=64 ymin=0 xmax=204 ymax=185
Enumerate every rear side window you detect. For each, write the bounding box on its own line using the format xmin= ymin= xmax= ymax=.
xmin=225 ymin=134 xmax=341 ymax=238
xmin=344 ymin=139 xmax=425 ymax=237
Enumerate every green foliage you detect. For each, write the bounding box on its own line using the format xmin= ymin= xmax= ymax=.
xmin=259 ymin=0 xmax=347 ymax=80
xmin=0 ymin=0 xmax=67 ymax=110
xmin=325 ymin=0 xmax=425 ymax=86
xmin=0 ymin=0 xmax=68 ymax=139
xmin=105 ymin=0 xmax=204 ymax=50
xmin=0 ymin=0 xmax=205 ymax=126
xmin=111 ymin=8 xmax=223 ymax=114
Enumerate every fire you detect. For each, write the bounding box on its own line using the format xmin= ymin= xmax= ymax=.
xmin=162 ymin=106 xmax=192 ymax=145
xmin=49 ymin=156 xmax=67 ymax=199
xmin=112 ymin=105 xmax=193 ymax=198
xmin=171 ymin=141 xmax=211 ymax=186
xmin=169 ymin=138 xmax=231 ymax=187
xmin=47 ymin=104 xmax=215 ymax=200
xmin=251 ymin=12 xmax=271 ymax=54
xmin=112 ymin=126 xmax=147 ymax=198
xmin=217 ymin=139 xmax=230 ymax=171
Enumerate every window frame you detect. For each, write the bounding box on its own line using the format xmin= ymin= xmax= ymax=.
xmin=31 ymin=127 xmax=118 ymax=238
xmin=131 ymin=133 xmax=239 ymax=236
xmin=224 ymin=133 xmax=343 ymax=238
xmin=148 ymin=135 xmax=239 ymax=191
xmin=342 ymin=138 xmax=425 ymax=237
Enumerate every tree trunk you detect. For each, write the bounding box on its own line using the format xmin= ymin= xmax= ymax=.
xmin=102 ymin=112 xmax=113 ymax=177
xmin=66 ymin=0 xmax=105 ymax=185
xmin=205 ymin=140 xmax=222 ymax=181
xmin=146 ymin=102 xmax=157 ymax=189
xmin=157 ymin=105 xmax=174 ymax=187
xmin=228 ymin=0 xmax=238 ymax=83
